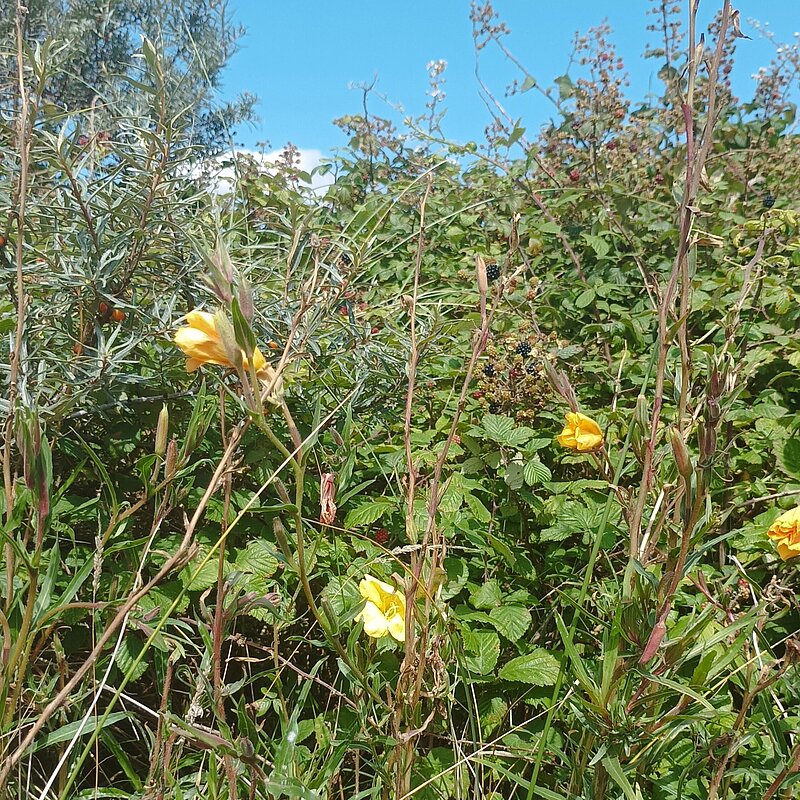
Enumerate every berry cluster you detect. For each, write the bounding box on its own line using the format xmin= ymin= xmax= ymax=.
xmin=473 ymin=329 xmax=571 ymax=422
xmin=486 ymin=263 xmax=501 ymax=282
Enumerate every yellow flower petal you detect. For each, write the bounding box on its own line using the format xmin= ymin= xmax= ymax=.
xmin=556 ymin=411 xmax=604 ymax=452
xmin=173 ymin=308 xmax=271 ymax=377
xmin=386 ymin=610 xmax=406 ymax=642
xmin=356 ymin=574 xmax=407 ymax=641
xmin=766 ymin=506 xmax=800 ymax=560
xmin=357 ymin=601 xmax=390 ymax=638
xmin=184 ymin=310 xmax=218 ymax=337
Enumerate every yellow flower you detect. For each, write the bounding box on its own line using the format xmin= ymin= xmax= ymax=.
xmin=556 ymin=411 xmax=604 ymax=452
xmin=174 ymin=310 xmax=268 ymax=376
xmin=766 ymin=506 xmax=800 ymax=561
xmin=355 ymin=574 xmax=406 ymax=642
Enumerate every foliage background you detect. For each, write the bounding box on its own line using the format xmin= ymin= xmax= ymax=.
xmin=1 ymin=1 xmax=800 ymax=799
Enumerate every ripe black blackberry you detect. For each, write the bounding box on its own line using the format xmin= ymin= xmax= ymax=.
xmin=516 ymin=342 xmax=532 ymax=357
xmin=486 ymin=263 xmax=501 ymax=282
xmin=763 ymin=192 xmax=775 ymax=209
xmin=526 ymin=363 xmax=537 ymax=375
xmin=488 ymin=402 xmax=499 ymax=413
xmin=483 ymin=363 xmax=496 ymax=377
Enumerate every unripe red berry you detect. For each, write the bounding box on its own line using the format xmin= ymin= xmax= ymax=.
xmin=568 ymin=169 xmax=580 ymax=182
xmin=374 ymin=528 xmax=389 ymax=545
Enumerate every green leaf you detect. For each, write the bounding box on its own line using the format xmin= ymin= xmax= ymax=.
xmin=180 ymin=546 xmax=222 ymax=591
xmin=33 ymin=712 xmax=130 ymax=752
xmin=499 ymin=649 xmax=560 ymax=685
xmin=442 ymin=556 xmax=470 ymax=600
xmin=779 ymin=438 xmax=800 ymax=478
xmin=464 ymin=492 xmax=492 ymax=523
xmin=505 ymin=461 xmax=525 ymax=490
xmin=583 ymin=233 xmax=610 ymax=258
xmin=575 ymin=288 xmax=596 ymax=308
xmin=344 ymin=498 xmax=395 ymax=528
xmin=489 ymin=605 xmax=531 ymax=642
xmin=482 ymin=414 xmax=515 ymax=443
xmin=235 ymin=539 xmax=279 ymax=578
xmin=116 ymin=634 xmax=148 ymax=682
xmin=462 ymin=629 xmax=500 ymax=675
xmin=521 ymin=75 xmax=537 ymax=92
xmin=602 ymin=756 xmax=640 ymax=800
xmin=470 ymin=579 xmax=502 ymax=609
xmin=524 ymin=458 xmax=552 ymax=486
xmin=554 ymin=74 xmax=574 ymax=99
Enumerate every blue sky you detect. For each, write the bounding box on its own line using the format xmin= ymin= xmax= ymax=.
xmin=221 ymin=1 xmax=800 ymax=156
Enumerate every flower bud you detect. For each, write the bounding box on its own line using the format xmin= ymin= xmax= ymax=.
xmin=237 ymin=276 xmax=254 ymax=323
xmin=165 ymin=438 xmax=178 ymax=479
xmin=634 ymin=394 xmax=649 ymax=430
xmin=669 ymin=427 xmax=692 ymax=480
xmin=213 ymin=310 xmax=243 ymax=372
xmin=155 ymin=404 xmax=169 ymax=456
xmin=475 ymin=255 xmax=488 ymax=296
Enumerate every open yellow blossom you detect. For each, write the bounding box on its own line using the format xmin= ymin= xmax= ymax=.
xmin=355 ymin=574 xmax=406 ymax=642
xmin=174 ymin=310 xmax=268 ymax=376
xmin=766 ymin=506 xmax=800 ymax=561
xmin=556 ymin=412 xmax=604 ymax=452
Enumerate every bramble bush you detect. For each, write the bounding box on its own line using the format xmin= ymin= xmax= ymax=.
xmin=2 ymin=1 xmax=800 ymax=798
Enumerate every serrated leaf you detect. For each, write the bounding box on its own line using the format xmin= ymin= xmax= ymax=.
xmin=524 ymin=458 xmax=552 ymax=486
xmin=462 ymin=629 xmax=500 ymax=675
xmin=489 ymin=604 xmax=531 ymax=642
xmin=440 ymin=473 xmax=465 ymax=514
xmin=235 ymin=539 xmax=279 ymax=578
xmin=583 ymin=234 xmax=610 ymax=258
xmin=499 ymin=649 xmax=560 ymax=685
xmin=116 ymin=634 xmax=148 ymax=682
xmin=480 ymin=696 xmax=508 ymax=735
xmin=470 ymin=580 xmax=502 ymax=609
xmin=321 ymin=575 xmax=361 ymax=617
xmin=344 ymin=498 xmax=395 ymax=528
xmin=180 ymin=547 xmax=222 ymax=591
xmin=482 ymin=414 xmax=515 ymax=443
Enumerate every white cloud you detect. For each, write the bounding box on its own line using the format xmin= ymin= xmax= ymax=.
xmin=189 ymin=147 xmax=333 ymax=195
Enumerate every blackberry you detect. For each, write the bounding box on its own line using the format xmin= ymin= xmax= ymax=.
xmin=526 ymin=363 xmax=537 ymax=375
xmin=483 ymin=363 xmax=496 ymax=377
xmin=374 ymin=528 xmax=389 ymax=545
xmin=763 ymin=192 xmax=775 ymax=209
xmin=488 ymin=403 xmax=499 ymax=413
xmin=516 ymin=342 xmax=532 ymax=357
xmin=486 ymin=263 xmax=501 ymax=282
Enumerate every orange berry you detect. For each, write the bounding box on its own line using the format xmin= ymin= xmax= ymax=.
xmin=72 ymin=342 xmax=83 ymax=355
xmin=268 ymin=340 xmax=280 ymax=350
xmin=98 ymin=301 xmax=109 ymax=315
xmin=111 ymin=308 xmax=125 ymax=323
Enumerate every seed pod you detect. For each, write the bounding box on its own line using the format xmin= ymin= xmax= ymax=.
xmin=155 ymin=404 xmax=169 ymax=456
